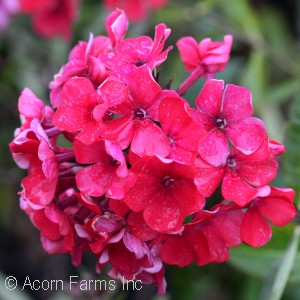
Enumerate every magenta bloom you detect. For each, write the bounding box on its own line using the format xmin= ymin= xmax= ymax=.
xmin=195 ymin=139 xmax=284 ymax=205
xmin=74 ymin=139 xmax=135 ymax=199
xmin=0 ymin=0 xmax=19 ymax=30
xmin=52 ymin=77 xmax=105 ymax=145
xmin=240 ymin=186 xmax=296 ymax=247
xmin=52 ymin=76 xmax=128 ymax=145
xmin=20 ymin=0 xmax=80 ymax=40
xmin=103 ymin=0 xmax=168 ymax=22
xmin=104 ymin=66 xmax=170 ymax=156
xmin=195 ymin=79 xmax=267 ymax=166
xmin=50 ymin=35 xmax=112 ymax=108
xmin=177 ymin=35 xmax=233 ymax=78
xmin=10 ymin=119 xmax=59 ymax=208
xmin=123 ymin=155 xmax=205 ymax=233
xmin=21 ymin=199 xmax=74 ymax=254
xmin=160 ymin=206 xmax=244 ymax=267
xmin=158 ymin=92 xmax=206 ymax=164
xmin=101 ymin=23 xmax=172 ymax=77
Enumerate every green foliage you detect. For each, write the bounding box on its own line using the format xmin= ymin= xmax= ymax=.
xmin=283 ymin=96 xmax=300 ymax=197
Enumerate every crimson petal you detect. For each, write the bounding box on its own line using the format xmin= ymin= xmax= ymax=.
xmin=241 ymin=206 xmax=272 ymax=247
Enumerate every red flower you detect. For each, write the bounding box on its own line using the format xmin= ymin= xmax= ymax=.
xmin=21 ymin=199 xmax=74 ymax=254
xmin=158 ymin=92 xmax=206 ymax=164
xmin=195 ymin=79 xmax=267 ymax=166
xmin=195 ymin=139 xmax=283 ymax=205
xmin=50 ymin=34 xmax=112 ymax=107
xmin=177 ymin=35 xmax=233 ymax=78
xmin=17 ymin=88 xmax=54 ymax=131
xmin=101 ymin=23 xmax=172 ymax=77
xmin=103 ymin=0 xmax=168 ymax=22
xmin=53 ymin=76 xmax=128 ymax=145
xmin=79 ymin=212 xmax=166 ymax=295
xmin=104 ymin=66 xmax=170 ymax=156
xmin=160 ymin=205 xmax=244 ymax=267
xmin=105 ymin=8 xmax=128 ymax=47
xmin=10 ymin=119 xmax=59 ymax=208
xmin=52 ymin=77 xmax=105 ymax=145
xmin=74 ymin=139 xmax=136 ymax=199
xmin=123 ymin=155 xmax=205 ymax=233
xmin=240 ymin=186 xmax=296 ymax=247
xmin=20 ymin=0 xmax=80 ymax=40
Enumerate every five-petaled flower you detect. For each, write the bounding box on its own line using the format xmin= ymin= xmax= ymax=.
xmin=9 ymin=8 xmax=296 ymax=297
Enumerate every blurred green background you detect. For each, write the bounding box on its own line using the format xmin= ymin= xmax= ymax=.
xmin=1 ymin=0 xmax=300 ymax=299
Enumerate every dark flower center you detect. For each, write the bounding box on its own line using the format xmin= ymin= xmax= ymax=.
xmin=103 ymin=111 xmax=114 ymax=122
xmin=109 ymin=157 xmax=120 ymax=166
xmin=162 ymin=176 xmax=175 ymax=188
xmin=215 ymin=118 xmax=226 ymax=129
xmin=134 ymin=108 xmax=146 ymax=119
xmin=226 ymin=157 xmax=237 ymax=169
xmin=135 ymin=60 xmax=146 ymax=67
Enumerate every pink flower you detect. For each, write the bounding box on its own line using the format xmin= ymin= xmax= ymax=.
xmin=10 ymin=119 xmax=59 ymax=208
xmin=240 ymin=186 xmax=296 ymax=247
xmin=20 ymin=199 xmax=74 ymax=254
xmin=79 ymin=212 xmax=166 ymax=295
xmin=160 ymin=205 xmax=244 ymax=267
xmin=74 ymin=139 xmax=136 ymax=199
xmin=123 ymin=155 xmax=205 ymax=233
xmin=158 ymin=92 xmax=206 ymax=164
xmin=103 ymin=0 xmax=168 ymax=22
xmin=17 ymin=88 xmax=54 ymax=131
xmin=104 ymin=66 xmax=170 ymax=156
xmin=105 ymin=8 xmax=128 ymax=47
xmin=0 ymin=0 xmax=20 ymax=30
xmin=195 ymin=79 xmax=267 ymax=166
xmin=52 ymin=77 xmax=105 ymax=144
xmin=101 ymin=23 xmax=172 ymax=77
xmin=49 ymin=34 xmax=112 ymax=107
xmin=53 ymin=76 xmax=128 ymax=145
xmin=20 ymin=0 xmax=80 ymax=40
xmin=177 ymin=35 xmax=233 ymax=78
xmin=195 ymin=139 xmax=284 ymax=205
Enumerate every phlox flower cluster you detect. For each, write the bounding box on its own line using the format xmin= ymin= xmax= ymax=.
xmin=9 ymin=9 xmax=296 ymax=295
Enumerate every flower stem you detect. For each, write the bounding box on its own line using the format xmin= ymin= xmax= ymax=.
xmin=177 ymin=65 xmax=204 ymax=96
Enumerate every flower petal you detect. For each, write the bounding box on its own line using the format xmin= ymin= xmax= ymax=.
xmin=226 ymin=117 xmax=267 ymax=155
xmin=176 ymin=36 xmax=200 ymax=72
xmin=76 ymin=164 xmax=112 ymax=197
xmin=52 ymin=105 xmax=90 ymax=132
xmin=194 ymin=157 xmax=226 ymax=197
xmin=222 ymin=84 xmax=253 ymax=121
xmin=62 ymin=77 xmax=98 ymax=109
xmin=125 ymin=66 xmax=162 ymax=109
xmin=131 ymin=119 xmax=170 ymax=157
xmin=198 ymin=129 xmax=229 ymax=166
xmin=160 ymin=236 xmax=194 ymax=267
xmin=241 ymin=206 xmax=272 ymax=247
xmin=222 ymin=172 xmax=257 ymax=206
xmin=143 ymin=191 xmax=181 ymax=232
xmin=195 ymin=79 xmax=224 ymax=117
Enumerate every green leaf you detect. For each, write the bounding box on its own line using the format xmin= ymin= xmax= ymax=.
xmin=260 ymin=225 xmax=300 ymax=300
xmin=240 ymin=51 xmax=266 ymax=111
xmin=267 ymin=79 xmax=300 ymax=105
xmin=229 ymin=243 xmax=300 ymax=285
xmin=282 ymin=96 xmax=300 ymax=197
xmin=258 ymin=6 xmax=293 ymax=55
xmin=219 ymin=0 xmax=262 ymax=38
